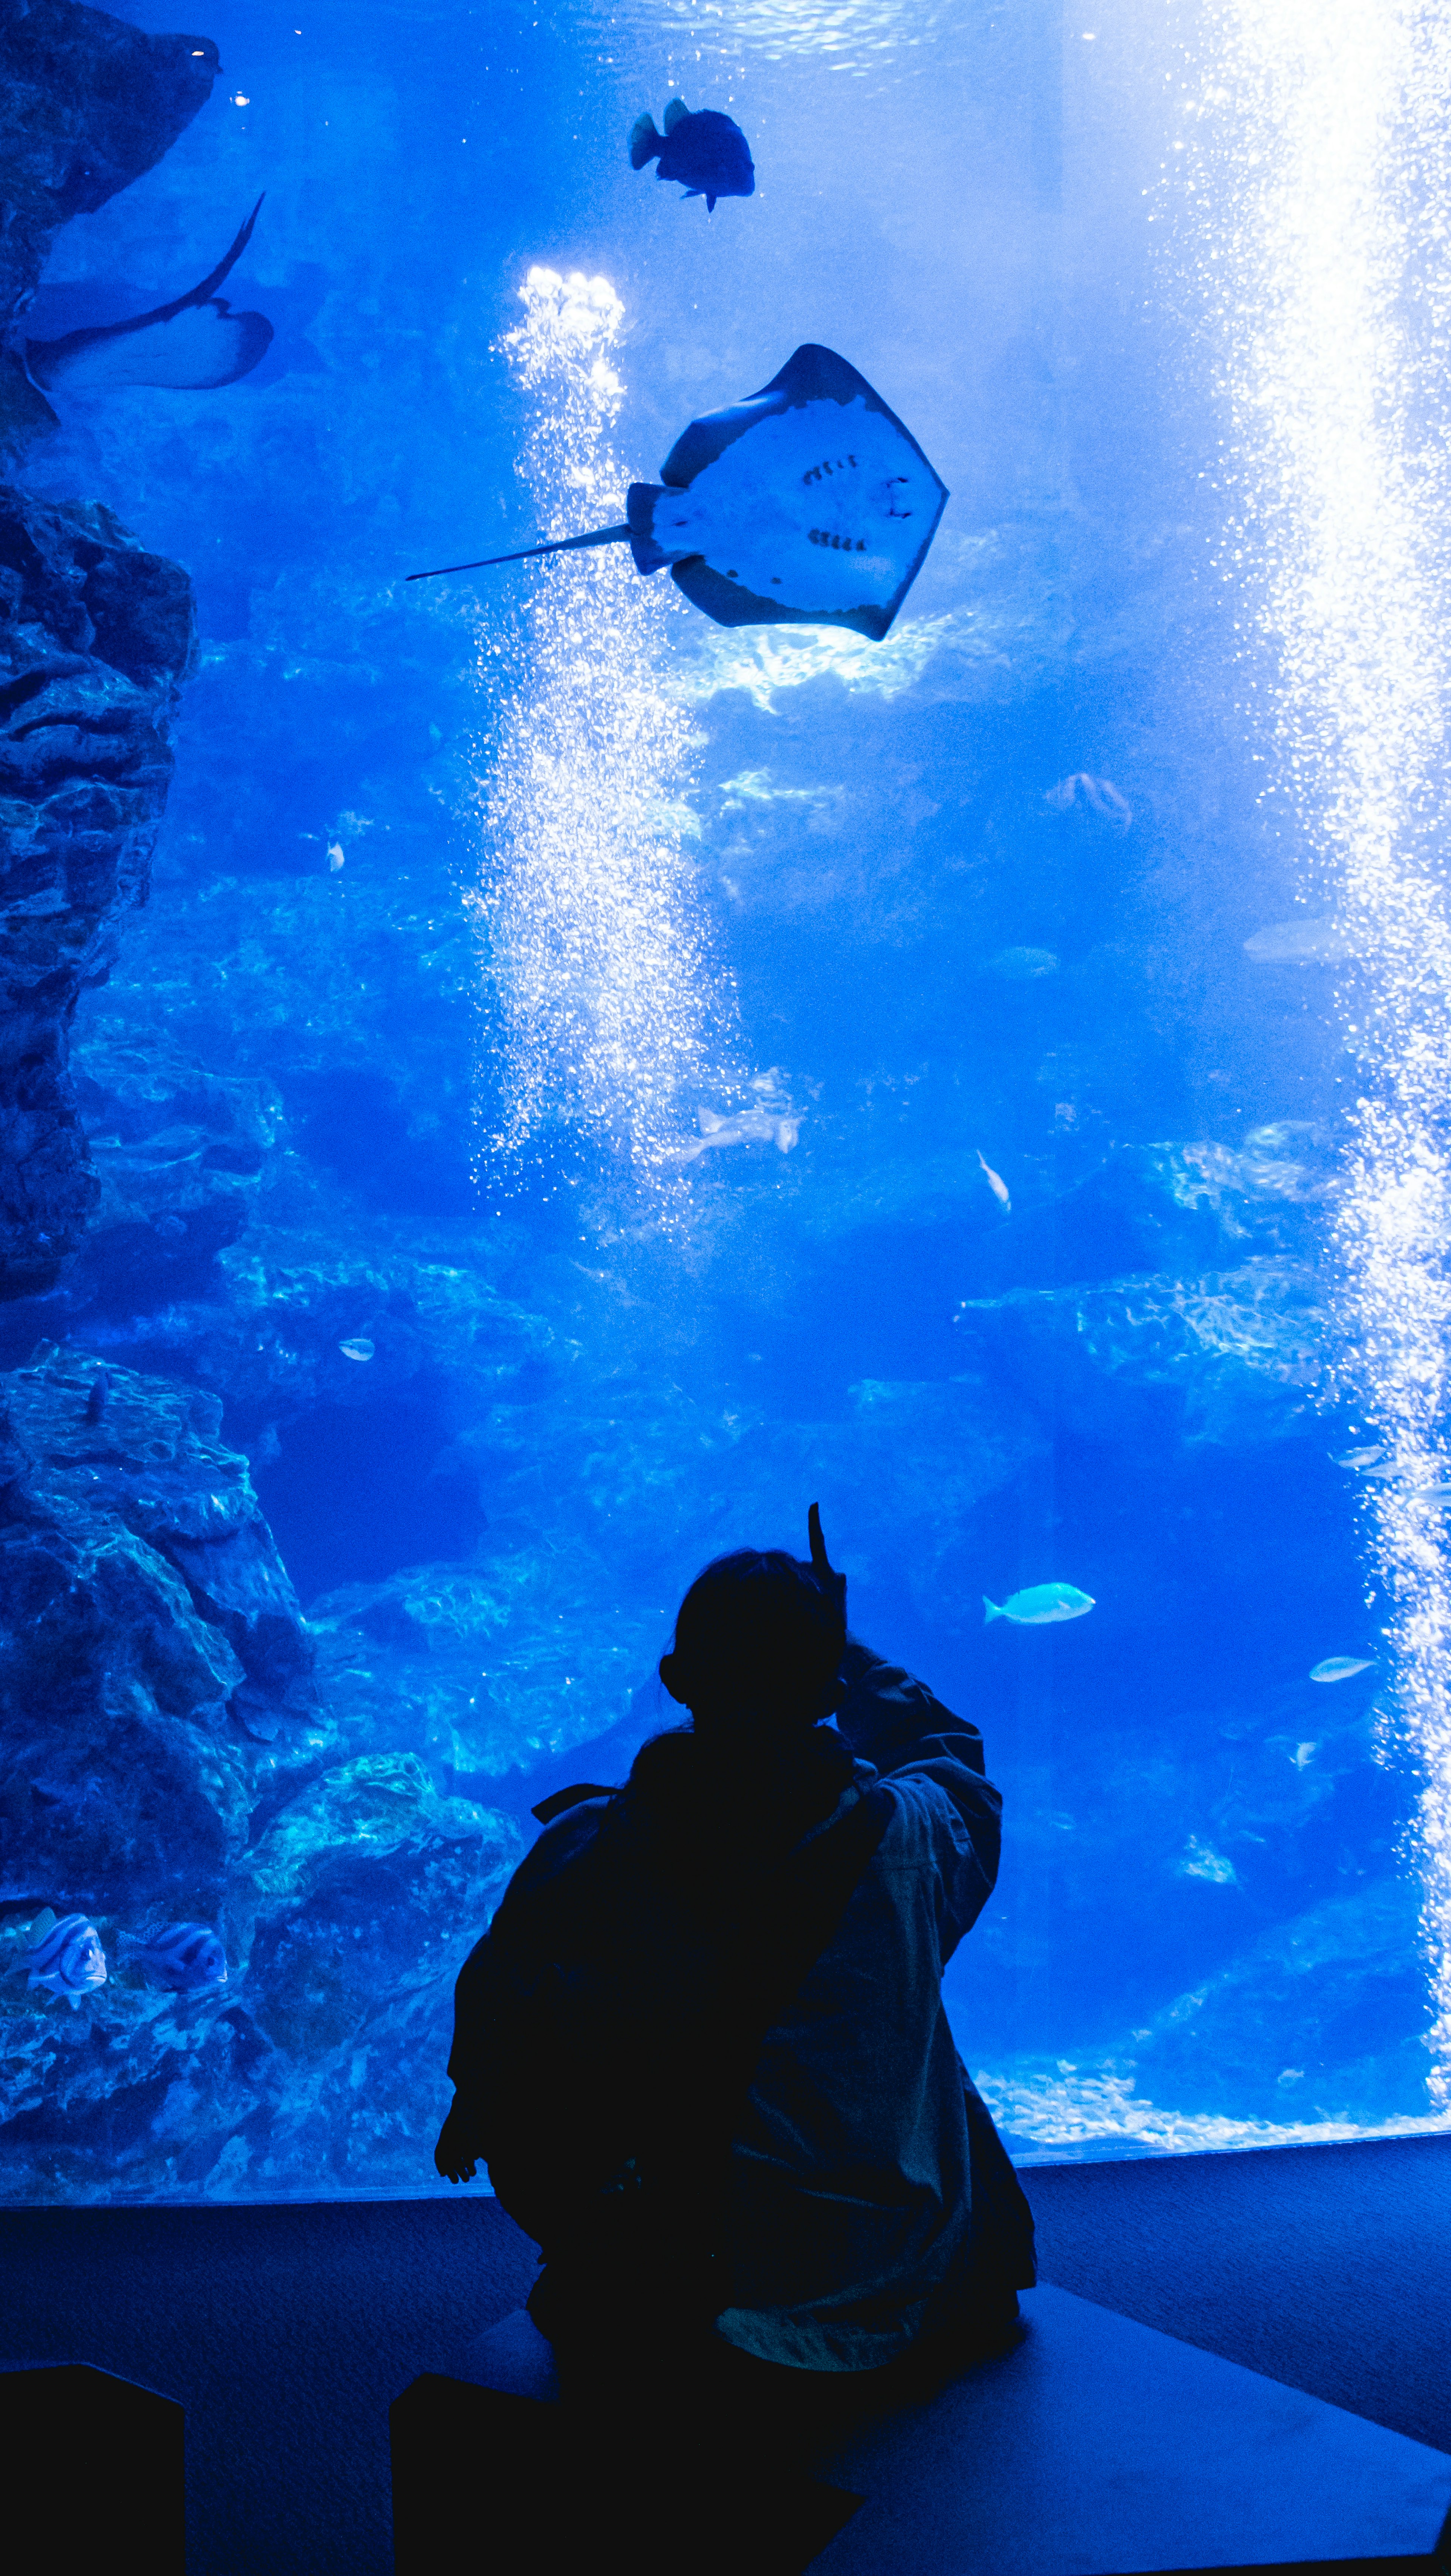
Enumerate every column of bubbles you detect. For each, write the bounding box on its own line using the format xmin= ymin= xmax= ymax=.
xmin=1171 ymin=0 xmax=1451 ymax=2107
xmin=464 ymin=265 xmax=742 ymax=1210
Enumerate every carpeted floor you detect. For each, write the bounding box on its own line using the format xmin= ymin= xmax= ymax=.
xmin=1 ymin=2132 xmax=1448 ymax=2573
xmin=0 ymin=2194 xmax=539 ymax=2575
xmin=1026 ymin=2129 xmax=1451 ymax=2457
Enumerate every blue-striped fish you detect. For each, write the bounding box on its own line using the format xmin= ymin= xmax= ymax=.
xmin=127 ymin=1922 xmax=228 ymax=1993
xmin=20 ymin=1910 xmax=107 ymax=2005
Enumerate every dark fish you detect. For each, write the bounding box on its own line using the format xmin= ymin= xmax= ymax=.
xmin=19 ymin=1909 xmax=107 ymax=2005
xmin=26 ymin=199 xmax=274 ymax=398
xmin=127 ymin=1922 xmax=228 ymax=1993
xmin=84 ymin=1370 xmax=110 ymax=1425
xmin=629 ymin=98 xmax=755 ymax=212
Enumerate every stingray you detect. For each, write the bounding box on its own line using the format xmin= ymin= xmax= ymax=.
xmin=25 ymin=199 xmax=274 ymax=398
xmin=408 ymin=344 xmax=948 ymax=641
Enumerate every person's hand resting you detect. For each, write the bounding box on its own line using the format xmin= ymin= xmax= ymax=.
xmin=435 ymin=2101 xmax=481 ymax=2184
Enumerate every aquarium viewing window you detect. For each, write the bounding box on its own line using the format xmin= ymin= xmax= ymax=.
xmin=1 ymin=0 xmax=1449 ymax=2206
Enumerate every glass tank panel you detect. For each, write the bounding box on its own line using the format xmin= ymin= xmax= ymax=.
xmin=1 ymin=0 xmax=1448 ymax=2204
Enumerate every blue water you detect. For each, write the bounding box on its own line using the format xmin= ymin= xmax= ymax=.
xmin=2 ymin=0 xmax=1446 ymax=2202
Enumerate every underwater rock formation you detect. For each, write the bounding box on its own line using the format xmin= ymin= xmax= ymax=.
xmin=955 ymin=1259 xmax=1325 ymax=1449
xmin=0 ymin=0 xmax=220 ymax=451
xmin=0 ymin=1346 xmax=520 ymax=2198
xmin=0 ymin=1345 xmax=315 ymax=1853
xmin=0 ymin=486 xmax=196 ymax=1297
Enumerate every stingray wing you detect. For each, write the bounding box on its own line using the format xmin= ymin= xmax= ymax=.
xmin=26 ymin=198 xmax=273 ymax=393
xmin=31 ymin=301 xmax=273 ymax=391
xmin=628 ymin=345 xmax=948 ymax=639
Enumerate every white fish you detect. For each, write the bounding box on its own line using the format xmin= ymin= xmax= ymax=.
xmin=328 ymin=843 xmax=345 ymax=872
xmin=1332 ymin=1445 xmax=1383 ymax=1469
xmin=1243 ymin=919 xmax=1352 ymax=965
xmin=1359 ymin=1462 xmax=1450 ymax=1491
xmin=17 ymin=1909 xmax=107 ymax=2007
xmin=1309 ymin=1656 xmax=1375 ymax=1684
xmin=1044 ymin=773 xmax=1132 ymax=830
xmin=987 ymin=946 xmax=1058 ymax=979
xmin=674 ymin=1105 xmax=801 ymax=1164
xmin=339 ymin=1338 xmax=375 ymax=1362
xmin=984 ymin=1582 xmax=1094 ymax=1625
xmin=976 ymin=1150 xmax=1010 ymax=1212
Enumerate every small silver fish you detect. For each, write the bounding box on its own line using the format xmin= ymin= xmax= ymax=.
xmin=20 ymin=1909 xmax=107 ymax=2006
xmin=1044 ymin=773 xmax=1132 ymax=830
xmin=976 ymin=1150 xmax=1010 ymax=1212
xmin=985 ymin=1583 xmax=1095 ymax=1626
xmin=1242 ymin=919 xmax=1352 ymax=965
xmin=339 ymin=1338 xmax=375 ymax=1362
xmin=1309 ymin=1656 xmax=1375 ymax=1684
xmin=327 ymin=843 xmax=345 ymax=872
xmin=127 ymin=1922 xmax=228 ymax=1992
xmin=1332 ymin=1445 xmax=1383 ymax=1469
xmin=674 ymin=1105 xmax=801 ymax=1164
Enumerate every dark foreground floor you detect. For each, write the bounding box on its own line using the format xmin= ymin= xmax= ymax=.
xmin=0 ymin=2132 xmax=1447 ymax=2575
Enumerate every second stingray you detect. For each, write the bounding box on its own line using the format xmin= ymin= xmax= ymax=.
xmin=26 ymin=199 xmax=274 ymax=399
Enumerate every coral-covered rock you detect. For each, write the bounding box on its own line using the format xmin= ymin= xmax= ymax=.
xmin=0 ymin=487 xmax=196 ymax=1297
xmin=0 ymin=1345 xmax=314 ymax=1897
xmin=0 ymin=1346 xmax=520 ymax=2198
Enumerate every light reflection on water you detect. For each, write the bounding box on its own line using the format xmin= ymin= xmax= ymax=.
xmin=573 ymin=0 xmax=956 ymax=73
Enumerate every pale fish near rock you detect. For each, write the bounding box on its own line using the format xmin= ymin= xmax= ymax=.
xmin=125 ymin=1921 xmax=227 ymax=1991
xmin=984 ymin=1582 xmax=1095 ymax=1626
xmin=1309 ymin=1657 xmax=1375 ymax=1684
xmin=339 ymin=1338 xmax=376 ymax=1361
xmin=6 ymin=1908 xmax=108 ymax=2005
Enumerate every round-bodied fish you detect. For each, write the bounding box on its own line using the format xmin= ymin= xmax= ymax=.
xmin=984 ymin=1583 xmax=1095 ymax=1626
xmin=628 ymin=97 xmax=755 ymax=212
xmin=20 ymin=1909 xmax=107 ymax=2005
xmin=128 ymin=1922 xmax=228 ymax=1992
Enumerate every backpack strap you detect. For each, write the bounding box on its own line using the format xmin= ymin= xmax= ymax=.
xmin=530 ymin=1781 xmax=617 ymax=1824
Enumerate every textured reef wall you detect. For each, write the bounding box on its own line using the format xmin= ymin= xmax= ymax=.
xmin=0 ymin=485 xmax=196 ymax=1296
xmin=0 ymin=0 xmax=214 ymax=1298
xmin=0 ymin=1346 xmax=518 ymax=2199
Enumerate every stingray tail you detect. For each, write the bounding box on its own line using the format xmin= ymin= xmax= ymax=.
xmin=406 ymin=523 xmax=633 ymax=582
xmin=629 ymin=111 xmax=662 ymax=169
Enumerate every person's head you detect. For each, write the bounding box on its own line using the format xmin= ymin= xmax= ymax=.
xmin=659 ymin=1547 xmax=847 ymax=1739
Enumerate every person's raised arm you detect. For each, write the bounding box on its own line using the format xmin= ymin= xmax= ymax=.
xmin=810 ymin=1503 xmax=1002 ymax=1951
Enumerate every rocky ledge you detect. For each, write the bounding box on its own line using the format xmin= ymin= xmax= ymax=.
xmin=1 ymin=486 xmax=196 ymax=1297
xmin=0 ymin=1347 xmax=519 ymax=2200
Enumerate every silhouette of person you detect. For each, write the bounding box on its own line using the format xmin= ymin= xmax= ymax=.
xmin=436 ymin=1505 xmax=1033 ymax=2566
